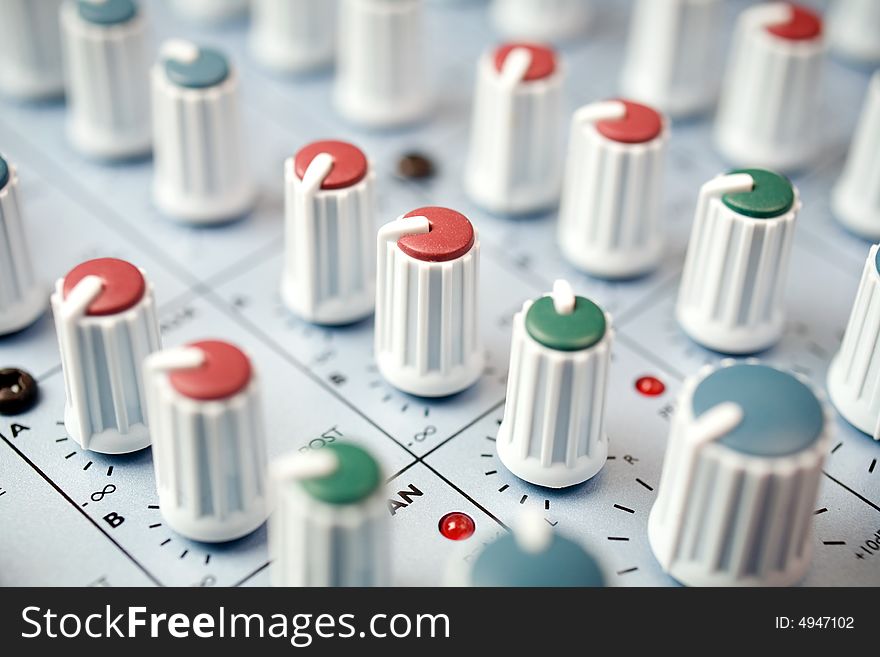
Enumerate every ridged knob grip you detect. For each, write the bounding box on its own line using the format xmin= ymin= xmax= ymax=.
xmin=0 ymin=155 xmax=46 ymax=336
xmin=677 ymin=169 xmax=799 ymax=354
xmin=558 ymin=99 xmax=668 ymax=278
xmin=375 ymin=207 xmax=482 ymax=397
xmin=620 ymin=0 xmax=723 ymax=117
xmin=281 ymin=140 xmax=376 ymax=325
xmin=464 ymin=44 xmax=563 ymax=215
xmin=61 ymin=0 xmax=151 ymax=159
xmin=714 ymin=2 xmax=825 ymax=171
xmin=0 ymin=0 xmax=64 ymax=100
xmin=52 ymin=258 xmax=161 ymax=454
xmin=144 ymin=340 xmax=268 ymax=543
xmin=270 ymin=443 xmax=389 ymax=587
xmin=151 ymin=40 xmax=254 ymax=223
xmin=648 ymin=361 xmax=830 ymax=587
xmin=828 ymin=0 xmax=880 ymax=64
xmin=334 ymin=0 xmax=430 ymax=127
xmin=490 ymin=0 xmax=591 ymax=42
xmin=497 ymin=281 xmax=612 ymax=488
xmin=832 ymin=72 xmax=880 ymax=240
xmin=828 ymin=244 xmax=880 ymax=441
xmin=250 ymin=0 xmax=335 ymax=73
xmin=168 ymin=0 xmax=247 ymax=23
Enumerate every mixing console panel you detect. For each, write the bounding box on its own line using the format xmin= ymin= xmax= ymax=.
xmin=0 ymin=0 xmax=877 ymax=588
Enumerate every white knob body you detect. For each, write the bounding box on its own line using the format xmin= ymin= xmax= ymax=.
xmin=375 ymin=207 xmax=482 ymax=397
xmin=490 ymin=0 xmax=590 ymax=42
xmin=620 ymin=0 xmax=723 ymax=117
xmin=281 ymin=140 xmax=376 ymax=325
xmin=832 ymin=72 xmax=880 ymax=240
xmin=0 ymin=156 xmax=46 ymax=336
xmin=151 ymin=41 xmax=254 ymax=224
xmin=648 ymin=361 xmax=830 ymax=587
xmin=334 ymin=0 xmax=429 ymax=127
xmin=52 ymin=258 xmax=161 ymax=454
xmin=61 ymin=0 xmax=151 ymax=159
xmin=828 ymin=244 xmax=880 ymax=441
xmin=250 ymin=0 xmax=336 ymax=73
xmin=497 ymin=281 xmax=612 ymax=488
xmin=558 ymin=100 xmax=668 ymax=278
xmin=168 ymin=0 xmax=247 ymax=23
xmin=464 ymin=44 xmax=562 ymax=215
xmin=828 ymin=0 xmax=880 ymax=64
xmin=144 ymin=340 xmax=268 ymax=543
xmin=269 ymin=443 xmax=389 ymax=587
xmin=677 ymin=170 xmax=799 ymax=354
xmin=0 ymin=0 xmax=64 ymax=100
xmin=714 ymin=3 xmax=825 ymax=172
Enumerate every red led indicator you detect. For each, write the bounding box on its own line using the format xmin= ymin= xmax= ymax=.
xmin=635 ymin=375 xmax=665 ymax=397
xmin=439 ymin=512 xmax=475 ymax=541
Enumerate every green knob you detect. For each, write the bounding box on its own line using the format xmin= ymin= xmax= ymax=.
xmin=722 ymin=168 xmax=794 ymax=219
xmin=300 ymin=442 xmax=381 ymax=505
xmin=525 ymin=295 xmax=607 ymax=351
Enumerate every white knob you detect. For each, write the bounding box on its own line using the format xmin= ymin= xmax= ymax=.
xmin=0 ymin=154 xmax=46 ymax=336
xmin=250 ymin=0 xmax=335 ymax=73
xmin=828 ymin=0 xmax=880 ymax=64
xmin=269 ymin=442 xmax=389 ymax=587
xmin=281 ymin=140 xmax=376 ymax=325
xmin=497 ymin=280 xmax=612 ymax=488
xmin=450 ymin=510 xmax=605 ymax=586
xmin=167 ymin=0 xmax=247 ymax=23
xmin=152 ymin=41 xmax=254 ymax=224
xmin=557 ymin=99 xmax=668 ymax=278
xmin=832 ymin=72 xmax=880 ymax=240
xmin=714 ymin=3 xmax=825 ymax=172
xmin=144 ymin=340 xmax=268 ymax=542
xmin=334 ymin=0 xmax=430 ymax=127
xmin=677 ymin=169 xmax=799 ymax=354
xmin=52 ymin=258 xmax=161 ymax=454
xmin=464 ymin=43 xmax=563 ymax=215
xmin=490 ymin=0 xmax=591 ymax=43
xmin=648 ymin=361 xmax=830 ymax=587
xmin=0 ymin=0 xmax=64 ymax=100
xmin=60 ymin=0 xmax=151 ymax=159
xmin=375 ymin=207 xmax=482 ymax=397
xmin=620 ymin=0 xmax=723 ymax=118
xmin=828 ymin=244 xmax=880 ymax=441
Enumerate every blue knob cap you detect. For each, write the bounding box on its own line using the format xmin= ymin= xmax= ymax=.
xmin=165 ymin=47 xmax=229 ymax=89
xmin=77 ymin=0 xmax=137 ymax=25
xmin=471 ymin=532 xmax=605 ymax=587
xmin=692 ymin=363 xmax=824 ymax=457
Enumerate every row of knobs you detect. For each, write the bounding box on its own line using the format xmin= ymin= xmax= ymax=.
xmin=2 ymin=2 xmax=878 ymax=105
xmin=2 ymin=153 xmax=871 ymax=587
xmin=0 ymin=3 xmax=878 ymax=587
xmin=4 ymin=0 xmax=876 ymax=91
xmin=0 ymin=2 xmax=878 ymax=236
xmin=35 ymin=250 xmax=389 ymax=583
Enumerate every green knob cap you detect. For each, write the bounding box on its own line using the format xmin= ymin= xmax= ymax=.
xmin=525 ymin=295 xmax=607 ymax=351
xmin=722 ymin=168 xmax=794 ymax=219
xmin=300 ymin=442 xmax=381 ymax=505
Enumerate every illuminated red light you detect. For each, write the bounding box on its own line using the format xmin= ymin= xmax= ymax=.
xmin=438 ymin=512 xmax=475 ymax=541
xmin=635 ymin=375 xmax=665 ymax=397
